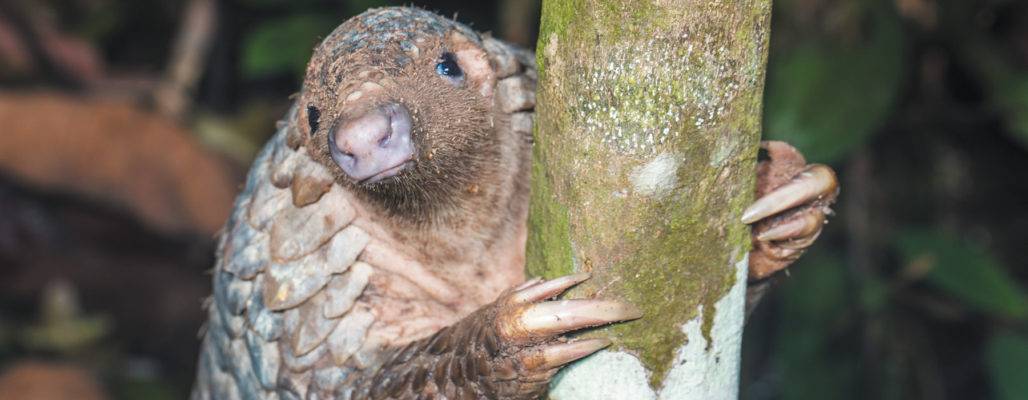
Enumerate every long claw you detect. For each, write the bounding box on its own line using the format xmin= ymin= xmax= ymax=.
xmin=742 ymin=164 xmax=838 ymax=224
xmin=756 ymin=211 xmax=824 ymax=242
xmin=507 ymin=300 xmax=642 ymax=339
xmin=778 ymin=231 xmax=821 ymax=250
xmin=522 ymin=338 xmax=612 ymax=371
xmin=513 ymin=277 xmax=544 ymax=291
xmin=766 ymin=245 xmax=802 ymax=260
xmin=511 ymin=273 xmax=591 ymax=304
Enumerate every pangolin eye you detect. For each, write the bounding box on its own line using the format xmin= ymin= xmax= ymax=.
xmin=435 ymin=52 xmax=464 ymax=84
xmin=307 ymin=105 xmax=320 ymax=135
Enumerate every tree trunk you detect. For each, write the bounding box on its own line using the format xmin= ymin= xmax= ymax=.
xmin=526 ymin=1 xmax=772 ymax=398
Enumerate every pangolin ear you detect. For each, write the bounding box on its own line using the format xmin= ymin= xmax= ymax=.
xmin=447 ymin=32 xmax=496 ymax=98
xmin=285 ymin=95 xmax=312 ymax=150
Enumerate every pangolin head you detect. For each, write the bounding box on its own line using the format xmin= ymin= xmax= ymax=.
xmin=297 ymin=7 xmax=509 ymax=222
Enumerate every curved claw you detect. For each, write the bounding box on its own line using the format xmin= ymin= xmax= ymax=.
xmin=522 ymin=338 xmax=612 ymax=371
xmin=500 ymin=299 xmax=642 ymax=341
xmin=756 ymin=210 xmax=824 ymax=242
xmin=742 ymin=164 xmax=838 ymax=224
xmin=513 ymin=277 xmax=545 ymax=291
xmin=777 ymin=230 xmax=821 ymax=250
xmin=511 ymin=273 xmax=591 ymax=304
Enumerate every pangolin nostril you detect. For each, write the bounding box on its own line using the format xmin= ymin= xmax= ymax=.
xmin=330 ymin=103 xmax=414 ymax=183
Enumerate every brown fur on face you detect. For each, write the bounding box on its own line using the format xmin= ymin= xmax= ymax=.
xmin=297 ymin=31 xmax=505 ymax=225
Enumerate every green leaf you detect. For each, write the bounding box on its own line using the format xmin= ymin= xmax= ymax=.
xmin=994 ymin=73 xmax=1028 ymax=149
xmin=896 ymin=229 xmax=1028 ymax=319
xmin=763 ymin=7 xmax=904 ymax=163
xmin=987 ymin=332 xmax=1028 ymax=400
xmin=775 ymin=253 xmax=862 ymax=400
xmin=858 ymin=275 xmax=890 ymax=313
xmin=242 ymin=14 xmax=338 ymax=79
xmin=779 ymin=253 xmax=850 ymax=323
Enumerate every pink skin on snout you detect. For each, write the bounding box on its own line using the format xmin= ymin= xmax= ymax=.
xmin=329 ymin=103 xmax=415 ymax=184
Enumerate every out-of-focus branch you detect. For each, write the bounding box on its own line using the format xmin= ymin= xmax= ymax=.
xmin=153 ymin=0 xmax=217 ymax=119
xmin=0 ymin=1 xmax=104 ymax=86
xmin=498 ymin=0 xmax=538 ymax=47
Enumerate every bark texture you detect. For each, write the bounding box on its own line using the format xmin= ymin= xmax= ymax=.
xmin=526 ymin=0 xmax=772 ymax=397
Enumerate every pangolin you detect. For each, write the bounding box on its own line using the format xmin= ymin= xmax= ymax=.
xmin=191 ymin=7 xmax=838 ymax=400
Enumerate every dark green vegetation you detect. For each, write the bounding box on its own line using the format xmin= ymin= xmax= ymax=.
xmin=744 ymin=1 xmax=1028 ymax=399
xmin=1 ymin=0 xmax=1027 ymax=399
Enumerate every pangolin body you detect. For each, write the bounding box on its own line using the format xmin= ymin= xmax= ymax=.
xmin=193 ymin=7 xmax=552 ymax=399
xmin=192 ymin=6 xmax=840 ymax=400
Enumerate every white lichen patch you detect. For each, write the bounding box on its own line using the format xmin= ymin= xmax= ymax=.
xmin=550 ymin=351 xmax=657 ymax=400
xmin=547 ymin=254 xmax=749 ymax=400
xmin=658 ymin=254 xmax=748 ymax=400
xmin=630 ymin=152 xmax=681 ymax=198
xmin=570 ymin=33 xmax=748 ymax=156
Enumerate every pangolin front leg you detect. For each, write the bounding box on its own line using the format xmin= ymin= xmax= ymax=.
xmin=349 ymin=274 xmax=640 ymax=399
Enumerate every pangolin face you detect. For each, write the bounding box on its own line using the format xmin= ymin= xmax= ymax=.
xmin=297 ymin=8 xmax=500 ymax=222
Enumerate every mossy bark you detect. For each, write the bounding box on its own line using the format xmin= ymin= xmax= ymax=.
xmin=526 ymin=0 xmax=771 ymax=396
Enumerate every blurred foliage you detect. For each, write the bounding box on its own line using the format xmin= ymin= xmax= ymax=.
xmin=940 ymin=0 xmax=1028 ymax=151
xmin=764 ymin=2 xmax=904 ymax=163
xmin=239 ymin=0 xmax=398 ymax=81
xmin=242 ymin=14 xmax=338 ymax=79
xmin=767 ymin=229 xmax=1028 ymax=400
xmin=992 ymin=72 xmax=1028 ymax=148
xmin=773 ymin=253 xmax=861 ymax=399
xmin=748 ymin=0 xmax=1028 ymax=399
xmin=29 ymin=0 xmax=124 ymax=41
xmin=111 ymin=376 xmax=179 ymax=400
xmin=987 ymin=332 xmax=1028 ymax=400
xmin=59 ymin=0 xmax=124 ymax=42
xmin=897 ymin=229 xmax=1027 ymax=319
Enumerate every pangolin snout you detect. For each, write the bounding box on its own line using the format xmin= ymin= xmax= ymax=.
xmin=329 ymin=103 xmax=414 ymax=184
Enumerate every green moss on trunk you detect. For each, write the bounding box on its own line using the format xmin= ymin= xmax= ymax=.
xmin=527 ymin=0 xmax=772 ymax=390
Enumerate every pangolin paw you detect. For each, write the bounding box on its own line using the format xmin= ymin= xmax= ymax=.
xmin=377 ymin=273 xmax=641 ymax=399
xmin=743 ymin=141 xmax=839 ymax=281
xmin=483 ymin=273 xmax=640 ymax=398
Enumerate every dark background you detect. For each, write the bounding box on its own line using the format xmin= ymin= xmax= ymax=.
xmin=0 ymin=0 xmax=1026 ymax=399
